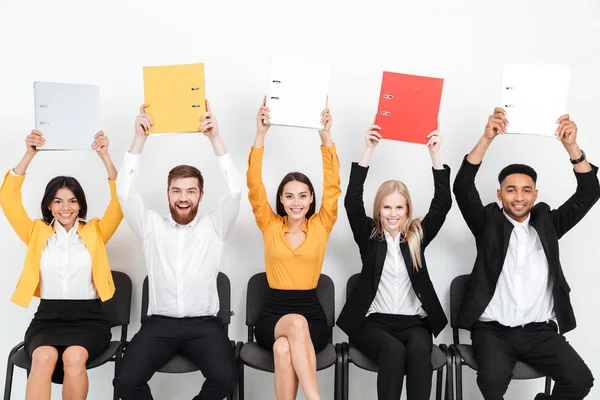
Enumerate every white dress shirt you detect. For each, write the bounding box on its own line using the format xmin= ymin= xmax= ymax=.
xmin=39 ymin=219 xmax=97 ymax=300
xmin=480 ymin=212 xmax=555 ymax=327
xmin=116 ymin=151 xmax=242 ymax=318
xmin=367 ymin=231 xmax=426 ymax=317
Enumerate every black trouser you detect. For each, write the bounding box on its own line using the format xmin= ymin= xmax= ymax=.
xmin=472 ymin=321 xmax=594 ymax=400
xmin=113 ymin=316 xmax=237 ymax=400
xmin=351 ymin=314 xmax=433 ymax=400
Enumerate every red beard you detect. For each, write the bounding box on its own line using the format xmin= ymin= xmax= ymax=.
xmin=169 ymin=202 xmax=199 ymax=225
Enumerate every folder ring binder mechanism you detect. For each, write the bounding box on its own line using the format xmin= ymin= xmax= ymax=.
xmin=264 ymin=57 xmax=331 ymax=130
xmin=33 ymin=81 xmax=101 ymax=151
xmin=143 ymin=63 xmax=206 ymax=135
xmin=375 ymin=71 xmax=444 ymax=145
xmin=500 ymin=63 xmax=571 ymax=137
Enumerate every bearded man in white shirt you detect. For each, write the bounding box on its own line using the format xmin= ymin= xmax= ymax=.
xmin=113 ymin=101 xmax=242 ymax=400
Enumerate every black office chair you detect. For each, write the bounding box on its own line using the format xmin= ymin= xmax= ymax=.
xmin=340 ymin=273 xmax=453 ymax=400
xmin=3 ymin=270 xmax=132 ymax=400
xmin=237 ymin=272 xmax=342 ymax=400
xmin=449 ymin=274 xmax=551 ymax=400
xmin=136 ymin=272 xmax=241 ymax=400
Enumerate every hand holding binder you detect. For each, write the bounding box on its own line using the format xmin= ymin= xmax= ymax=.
xmin=256 ymin=96 xmax=271 ymax=136
xmin=143 ymin=63 xmax=206 ymax=134
xmin=198 ymin=100 xmax=220 ymax=140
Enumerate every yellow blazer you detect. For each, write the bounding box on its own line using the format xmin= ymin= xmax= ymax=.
xmin=0 ymin=171 xmax=123 ymax=307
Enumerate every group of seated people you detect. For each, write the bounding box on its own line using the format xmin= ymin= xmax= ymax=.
xmin=0 ymin=100 xmax=597 ymax=400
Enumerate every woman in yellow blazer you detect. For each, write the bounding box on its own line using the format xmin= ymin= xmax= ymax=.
xmin=0 ymin=129 xmax=123 ymax=400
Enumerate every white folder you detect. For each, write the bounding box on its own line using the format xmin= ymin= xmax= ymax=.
xmin=501 ymin=63 xmax=571 ymax=137
xmin=265 ymin=57 xmax=330 ymax=130
xmin=34 ymin=82 xmax=101 ymax=151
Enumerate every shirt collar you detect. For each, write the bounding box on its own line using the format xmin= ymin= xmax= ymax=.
xmin=384 ymin=230 xmax=402 ymax=245
xmin=503 ymin=210 xmax=531 ymax=233
xmin=53 ymin=218 xmax=80 ymax=236
xmin=282 ymin=216 xmax=308 ymax=234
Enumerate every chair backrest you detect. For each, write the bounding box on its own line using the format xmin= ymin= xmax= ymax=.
xmin=346 ymin=273 xmax=361 ymax=301
xmin=141 ymin=272 xmax=232 ymax=333
xmin=100 ymin=270 xmax=132 ymax=342
xmin=450 ymin=274 xmax=470 ymax=344
xmin=245 ymin=272 xmax=335 ymax=340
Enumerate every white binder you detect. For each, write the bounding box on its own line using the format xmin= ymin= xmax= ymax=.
xmin=501 ymin=63 xmax=571 ymax=137
xmin=265 ymin=57 xmax=330 ymax=130
xmin=34 ymin=82 xmax=101 ymax=150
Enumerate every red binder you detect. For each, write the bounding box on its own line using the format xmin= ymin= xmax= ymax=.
xmin=375 ymin=71 xmax=444 ymax=144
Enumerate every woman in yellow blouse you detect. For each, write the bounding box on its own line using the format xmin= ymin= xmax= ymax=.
xmin=247 ymin=98 xmax=341 ymax=400
xmin=0 ymin=130 xmax=122 ymax=400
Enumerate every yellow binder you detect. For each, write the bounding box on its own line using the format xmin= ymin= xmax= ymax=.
xmin=143 ymin=63 xmax=206 ymax=134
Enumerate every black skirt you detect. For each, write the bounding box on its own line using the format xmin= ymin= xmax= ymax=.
xmin=24 ymin=299 xmax=111 ymax=384
xmin=255 ymin=288 xmax=329 ymax=353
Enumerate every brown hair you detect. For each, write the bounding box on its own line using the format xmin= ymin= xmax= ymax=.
xmin=168 ymin=165 xmax=204 ymax=191
xmin=371 ymin=180 xmax=424 ymax=270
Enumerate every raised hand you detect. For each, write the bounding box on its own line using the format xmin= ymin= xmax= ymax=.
xmin=199 ymin=99 xmax=221 ymax=139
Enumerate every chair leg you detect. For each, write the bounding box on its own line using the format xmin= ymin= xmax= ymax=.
xmin=342 ymin=343 xmax=349 ymax=400
xmin=544 ymin=376 xmax=552 ymax=394
xmin=446 ymin=354 xmax=454 ymax=400
xmin=335 ymin=344 xmax=344 ymax=400
xmin=3 ymin=359 xmax=15 ymax=400
xmin=455 ymin=356 xmax=463 ymax=400
xmin=237 ymin=361 xmax=244 ymax=400
xmin=435 ymin=369 xmax=443 ymax=400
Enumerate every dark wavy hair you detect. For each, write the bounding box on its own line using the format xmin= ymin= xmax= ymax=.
xmin=40 ymin=176 xmax=88 ymax=225
xmin=275 ymin=172 xmax=316 ymax=219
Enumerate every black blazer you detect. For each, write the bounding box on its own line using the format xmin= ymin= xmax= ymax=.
xmin=337 ymin=162 xmax=452 ymax=339
xmin=453 ymin=156 xmax=600 ymax=333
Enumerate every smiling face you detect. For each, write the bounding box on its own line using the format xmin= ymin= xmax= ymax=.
xmin=279 ymin=180 xmax=314 ymax=222
xmin=379 ymin=190 xmax=408 ymax=238
xmin=497 ymin=173 xmax=538 ymax=222
xmin=168 ymin=177 xmax=203 ymax=225
xmin=48 ymin=187 xmax=81 ymax=231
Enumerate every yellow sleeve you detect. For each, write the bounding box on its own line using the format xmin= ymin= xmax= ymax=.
xmin=315 ymin=144 xmax=341 ymax=232
xmin=97 ymin=179 xmax=124 ymax=243
xmin=247 ymin=147 xmax=278 ymax=231
xmin=0 ymin=170 xmax=35 ymax=244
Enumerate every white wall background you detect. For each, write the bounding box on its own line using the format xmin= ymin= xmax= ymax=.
xmin=1 ymin=0 xmax=599 ymax=398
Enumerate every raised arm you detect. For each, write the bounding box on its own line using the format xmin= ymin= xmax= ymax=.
xmin=549 ymin=115 xmax=600 ymax=238
xmin=453 ymin=108 xmax=506 ymax=236
xmin=92 ymin=132 xmax=123 ymax=242
xmin=420 ymin=128 xmax=452 ymax=247
xmin=345 ymin=124 xmax=382 ymax=243
xmin=315 ymin=108 xmax=341 ymax=232
xmin=0 ymin=131 xmax=46 ymax=243
xmin=247 ymin=98 xmax=278 ymax=231
xmin=200 ymin=100 xmax=243 ymax=240
xmin=115 ymin=105 xmax=152 ymax=241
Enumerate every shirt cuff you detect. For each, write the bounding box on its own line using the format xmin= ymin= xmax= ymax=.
xmin=9 ymin=169 xmax=20 ymax=176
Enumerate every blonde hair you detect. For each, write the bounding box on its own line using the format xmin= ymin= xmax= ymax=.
xmin=370 ymin=180 xmax=424 ymax=270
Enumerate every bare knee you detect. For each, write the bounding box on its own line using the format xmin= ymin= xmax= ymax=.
xmin=31 ymin=347 xmax=59 ymax=374
xmin=273 ymin=337 xmax=292 ymax=365
xmin=62 ymin=346 xmax=88 ymax=375
xmin=279 ymin=314 xmax=309 ymax=342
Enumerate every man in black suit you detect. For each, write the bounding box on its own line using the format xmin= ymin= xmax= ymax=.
xmin=453 ymin=107 xmax=599 ymax=400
